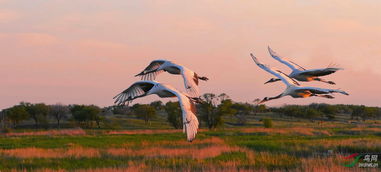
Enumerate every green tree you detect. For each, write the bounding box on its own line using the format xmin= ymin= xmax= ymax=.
xmin=363 ymin=107 xmax=378 ymax=120
xmin=280 ymin=105 xmax=302 ymax=117
xmin=199 ymin=93 xmax=225 ymax=129
xmin=165 ymin=101 xmax=182 ymax=129
xmin=86 ymin=105 xmax=102 ymax=128
xmin=71 ymin=105 xmax=102 ymax=128
xmin=71 ymin=105 xmax=87 ymax=125
xmin=0 ymin=110 xmax=5 ymax=129
xmin=218 ymin=99 xmax=235 ymax=116
xmin=94 ymin=113 xmax=104 ymax=128
xmin=351 ymin=105 xmax=365 ymax=121
xmin=4 ymin=104 xmax=30 ymax=128
xmin=257 ymin=104 xmax=267 ymax=113
xmin=336 ymin=104 xmax=352 ymax=114
xmin=252 ymin=98 xmax=264 ymax=116
xmin=317 ymin=104 xmax=337 ymax=120
xmin=377 ymin=108 xmax=381 ymax=119
xmin=231 ymin=103 xmax=252 ymax=125
xmin=111 ymin=105 xmax=131 ymax=115
xmin=150 ymin=101 xmax=164 ymax=111
xmin=218 ymin=93 xmax=230 ymax=101
xmin=132 ymin=104 xmax=156 ymax=124
xmin=24 ymin=103 xmax=49 ymax=128
xmin=304 ymin=108 xmax=323 ymax=119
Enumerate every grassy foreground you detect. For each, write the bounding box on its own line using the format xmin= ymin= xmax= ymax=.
xmin=0 ymin=121 xmax=380 ymax=172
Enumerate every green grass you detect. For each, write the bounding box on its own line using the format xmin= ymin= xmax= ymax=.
xmin=1 ymin=114 xmax=380 ymax=171
xmin=0 ymin=133 xmax=188 ymax=149
xmin=0 ymin=157 xmax=142 ymax=170
xmin=208 ymin=151 xmax=248 ymax=162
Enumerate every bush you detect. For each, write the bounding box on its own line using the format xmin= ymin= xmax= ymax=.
xmin=263 ymin=118 xmax=273 ymax=128
xmin=70 ymin=105 xmax=102 ymax=128
xmin=165 ymin=101 xmax=182 ymax=129
xmin=131 ymin=104 xmax=156 ymax=124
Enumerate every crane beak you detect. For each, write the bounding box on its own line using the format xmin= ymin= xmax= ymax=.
xmin=258 ymin=98 xmax=267 ymax=104
xmin=135 ymin=72 xmax=144 ymax=77
xmin=135 ymin=69 xmax=158 ymax=77
xmin=264 ymin=79 xmax=272 ymax=84
xmin=191 ymin=97 xmax=204 ymax=104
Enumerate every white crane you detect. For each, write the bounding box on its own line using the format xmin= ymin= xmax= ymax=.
xmin=265 ymin=46 xmax=342 ymax=85
xmin=113 ymin=80 xmax=199 ymax=142
xmin=250 ymin=53 xmax=349 ymax=104
xmin=135 ymin=60 xmax=209 ymax=97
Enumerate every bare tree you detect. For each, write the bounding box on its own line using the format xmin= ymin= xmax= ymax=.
xmin=49 ymin=104 xmax=70 ymax=129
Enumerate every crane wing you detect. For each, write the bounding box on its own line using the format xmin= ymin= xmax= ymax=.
xmin=135 ymin=60 xmax=166 ymax=80
xmin=295 ymin=87 xmax=349 ymax=95
xmin=299 ymin=68 xmax=343 ymax=77
xmin=169 ymin=90 xmax=199 ymax=142
xmin=178 ymin=66 xmax=201 ymax=97
xmin=113 ymin=81 xmax=155 ymax=105
xmin=268 ymin=46 xmax=305 ymax=71
xmin=250 ymin=53 xmax=300 ymax=86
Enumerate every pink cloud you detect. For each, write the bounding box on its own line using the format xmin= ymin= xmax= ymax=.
xmin=0 ymin=32 xmax=59 ymax=47
xmin=18 ymin=33 xmax=59 ymax=46
xmin=0 ymin=9 xmax=20 ymax=23
xmin=75 ymin=39 xmax=129 ymax=58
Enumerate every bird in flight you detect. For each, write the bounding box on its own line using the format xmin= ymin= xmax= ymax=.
xmin=265 ymin=46 xmax=342 ymax=85
xmin=113 ymin=80 xmax=200 ymax=142
xmin=250 ymin=53 xmax=349 ymax=104
xmin=135 ymin=60 xmax=209 ymax=97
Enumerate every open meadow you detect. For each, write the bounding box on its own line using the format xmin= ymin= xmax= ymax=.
xmin=1 ymin=113 xmax=380 ymax=172
xmin=2 ymin=0 xmax=381 ymax=171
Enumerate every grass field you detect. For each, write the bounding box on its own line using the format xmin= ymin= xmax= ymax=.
xmin=1 ymin=114 xmax=380 ymax=171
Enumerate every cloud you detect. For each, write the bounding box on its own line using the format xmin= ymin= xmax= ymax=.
xmin=74 ymin=39 xmax=139 ymax=60
xmin=17 ymin=33 xmax=59 ymax=46
xmin=0 ymin=9 xmax=20 ymax=23
xmin=0 ymin=32 xmax=59 ymax=47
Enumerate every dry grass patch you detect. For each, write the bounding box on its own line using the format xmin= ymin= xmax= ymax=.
xmin=107 ymin=137 xmax=243 ymax=159
xmin=0 ymin=146 xmax=100 ymax=158
xmin=299 ymin=156 xmax=380 ymax=172
xmin=314 ymin=138 xmax=381 ymax=149
xmin=349 ymin=127 xmax=381 ymax=132
xmin=107 ymin=129 xmax=208 ymax=135
xmin=140 ymin=137 xmax=225 ymax=147
xmin=2 ymin=128 xmax=86 ymax=137
xmin=106 ymin=136 xmax=253 ymax=161
xmin=239 ymin=127 xmax=331 ymax=136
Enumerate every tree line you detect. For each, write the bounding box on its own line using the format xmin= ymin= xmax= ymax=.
xmin=271 ymin=103 xmax=381 ymax=121
xmin=1 ymin=93 xmax=380 ymax=131
xmin=0 ymin=102 xmax=105 ymax=129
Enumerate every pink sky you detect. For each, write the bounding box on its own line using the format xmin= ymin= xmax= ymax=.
xmin=1 ymin=0 xmax=381 ymax=109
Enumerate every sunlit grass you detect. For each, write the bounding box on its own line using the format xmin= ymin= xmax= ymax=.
xmin=0 ymin=123 xmax=380 ymax=171
xmin=3 ymin=128 xmax=86 ymax=137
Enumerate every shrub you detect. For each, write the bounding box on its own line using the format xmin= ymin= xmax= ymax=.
xmin=131 ymin=104 xmax=156 ymax=124
xmin=263 ymin=118 xmax=273 ymax=128
xmin=165 ymin=101 xmax=182 ymax=129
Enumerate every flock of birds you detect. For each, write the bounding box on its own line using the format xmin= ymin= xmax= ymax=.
xmin=113 ymin=46 xmax=349 ymax=141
